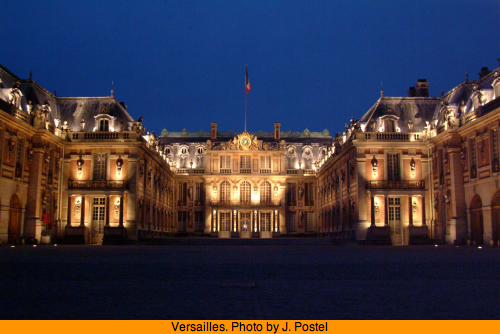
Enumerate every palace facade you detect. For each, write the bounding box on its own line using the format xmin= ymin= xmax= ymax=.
xmin=1 ymin=60 xmax=499 ymax=245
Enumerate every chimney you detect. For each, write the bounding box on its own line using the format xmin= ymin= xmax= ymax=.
xmin=407 ymin=87 xmax=416 ymax=97
xmin=210 ymin=122 xmax=217 ymax=140
xmin=274 ymin=121 xmax=281 ymax=140
xmin=478 ymin=67 xmax=491 ymax=80
xmin=416 ymin=79 xmax=429 ymax=97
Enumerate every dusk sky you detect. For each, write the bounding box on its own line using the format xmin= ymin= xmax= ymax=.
xmin=1 ymin=0 xmax=499 ymax=136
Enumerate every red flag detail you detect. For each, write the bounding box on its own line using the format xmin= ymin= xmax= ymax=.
xmin=245 ymin=66 xmax=251 ymax=94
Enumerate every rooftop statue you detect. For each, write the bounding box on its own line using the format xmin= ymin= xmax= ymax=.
xmin=8 ymin=82 xmax=22 ymax=109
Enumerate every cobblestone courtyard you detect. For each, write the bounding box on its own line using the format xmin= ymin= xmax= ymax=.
xmin=1 ymin=240 xmax=499 ymax=319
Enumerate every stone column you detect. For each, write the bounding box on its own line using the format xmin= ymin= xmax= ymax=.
xmin=277 ymin=209 xmax=280 ymax=233
xmin=80 ymin=195 xmax=85 ymax=227
xmin=25 ymin=146 xmax=45 ymax=240
xmin=422 ymin=195 xmax=426 ymax=226
xmin=234 ymin=210 xmax=238 ymax=232
xmin=119 ymin=194 xmax=124 ymax=227
xmin=370 ymin=192 xmax=375 ymax=226
xmin=384 ymin=195 xmax=389 ymax=226
xmin=257 ymin=211 xmax=260 ymax=232
xmin=408 ymin=195 xmax=413 ymax=226
xmin=214 ymin=210 xmax=218 ymax=232
xmin=105 ymin=195 xmax=110 ymax=227
xmin=67 ymin=195 xmax=72 ymax=227
xmin=211 ymin=210 xmax=214 ymax=232
xmin=448 ymin=138 xmax=467 ymax=243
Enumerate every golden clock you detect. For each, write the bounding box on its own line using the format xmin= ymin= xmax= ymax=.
xmin=240 ymin=136 xmax=251 ymax=149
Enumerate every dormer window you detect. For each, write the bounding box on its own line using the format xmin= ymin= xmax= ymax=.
xmin=379 ymin=115 xmax=400 ymax=133
xmin=99 ymin=119 xmax=109 ymax=132
xmin=385 ymin=119 xmax=395 ymax=132
xmin=94 ymin=114 xmax=115 ymax=132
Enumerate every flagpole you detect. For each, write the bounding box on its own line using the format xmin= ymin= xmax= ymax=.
xmin=245 ymin=88 xmax=247 ymax=132
xmin=245 ymin=64 xmax=247 ymax=132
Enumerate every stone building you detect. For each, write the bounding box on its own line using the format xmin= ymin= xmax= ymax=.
xmin=0 ymin=60 xmax=499 ymax=245
xmin=316 ymin=63 xmax=500 ymax=245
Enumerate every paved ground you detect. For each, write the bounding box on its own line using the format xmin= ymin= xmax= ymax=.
xmin=1 ymin=240 xmax=499 ymax=319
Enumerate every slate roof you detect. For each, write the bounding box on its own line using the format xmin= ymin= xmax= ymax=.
xmin=436 ymin=67 xmax=499 ymax=125
xmin=359 ymin=96 xmax=442 ymax=132
xmin=57 ymin=97 xmax=135 ymax=132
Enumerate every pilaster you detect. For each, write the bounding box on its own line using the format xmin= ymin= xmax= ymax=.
xmin=25 ymin=146 xmax=44 ymax=241
xmin=448 ymin=140 xmax=467 ymax=243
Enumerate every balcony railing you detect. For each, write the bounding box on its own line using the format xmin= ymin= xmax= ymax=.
xmin=176 ymin=168 xmax=205 ymax=174
xmin=366 ymin=180 xmax=425 ymax=190
xmin=71 ymin=131 xmax=136 ymax=141
xmin=363 ymin=132 xmax=421 ymax=142
xmin=210 ymin=200 xmax=280 ymax=207
xmin=68 ymin=180 xmax=128 ymax=190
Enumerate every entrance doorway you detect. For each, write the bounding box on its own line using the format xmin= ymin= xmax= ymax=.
xmin=470 ymin=195 xmax=484 ymax=245
xmin=240 ymin=211 xmax=251 ymax=238
xmin=388 ymin=197 xmax=402 ymax=245
xmin=91 ymin=197 xmax=106 ymax=244
xmin=8 ymin=194 xmax=21 ymax=244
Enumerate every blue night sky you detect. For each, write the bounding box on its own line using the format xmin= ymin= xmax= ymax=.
xmin=1 ymin=0 xmax=499 ymax=136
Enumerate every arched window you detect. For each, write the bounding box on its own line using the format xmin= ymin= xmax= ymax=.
xmin=240 ymin=181 xmax=251 ymax=205
xmin=220 ymin=181 xmax=231 ymax=204
xmin=99 ymin=119 xmax=109 ymax=132
xmin=260 ymin=181 xmax=271 ymax=204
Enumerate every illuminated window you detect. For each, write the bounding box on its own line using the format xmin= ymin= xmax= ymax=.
xmin=260 ymin=181 xmax=271 ymax=203
xmin=93 ymin=153 xmax=107 ymax=180
xmin=260 ymin=212 xmax=271 ymax=231
xmin=240 ymin=181 xmax=251 ymax=205
xmin=240 ymin=155 xmax=251 ymax=173
xmin=387 ymin=154 xmax=400 ymax=181
xmin=220 ymin=212 xmax=231 ymax=231
xmin=220 ymin=156 xmax=231 ymax=173
xmin=220 ymin=181 xmax=231 ymax=203
xmin=260 ymin=156 xmax=271 ymax=173
xmin=240 ymin=212 xmax=251 ymax=231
